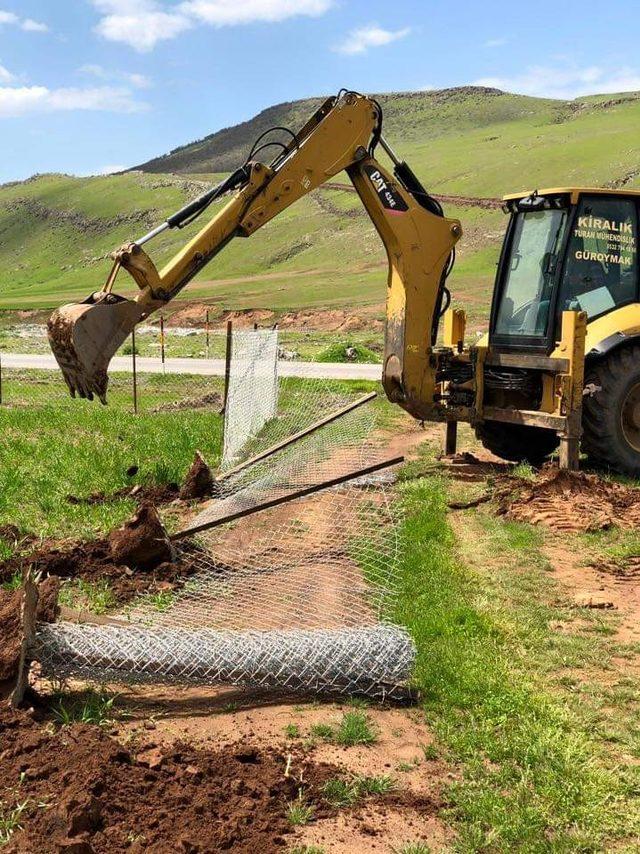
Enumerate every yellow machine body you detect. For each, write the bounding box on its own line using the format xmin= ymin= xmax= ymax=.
xmin=47 ymin=94 xmax=640 ymax=475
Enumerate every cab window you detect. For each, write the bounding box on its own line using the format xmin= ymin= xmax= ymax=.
xmin=559 ymin=196 xmax=638 ymax=320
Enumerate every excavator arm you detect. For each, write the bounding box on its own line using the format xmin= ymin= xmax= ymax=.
xmin=48 ymin=90 xmax=462 ymax=418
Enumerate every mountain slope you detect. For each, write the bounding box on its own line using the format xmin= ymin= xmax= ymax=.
xmin=136 ymin=87 xmax=569 ymax=174
xmin=2 ymin=87 xmax=640 ymax=315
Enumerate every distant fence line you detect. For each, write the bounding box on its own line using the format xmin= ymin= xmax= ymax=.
xmin=0 ymin=314 xmax=242 ymax=415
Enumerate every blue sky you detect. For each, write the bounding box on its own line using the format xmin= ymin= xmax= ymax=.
xmin=1 ymin=0 xmax=640 ymax=182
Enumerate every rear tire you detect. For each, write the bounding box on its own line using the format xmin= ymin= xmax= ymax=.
xmin=582 ymin=345 xmax=640 ymax=477
xmin=476 ymin=420 xmax=559 ymax=466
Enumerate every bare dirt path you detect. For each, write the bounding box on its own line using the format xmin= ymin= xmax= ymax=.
xmin=111 ymin=682 xmax=452 ymax=853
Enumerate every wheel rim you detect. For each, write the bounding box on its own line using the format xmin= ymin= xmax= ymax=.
xmin=621 ymin=382 xmax=640 ymax=452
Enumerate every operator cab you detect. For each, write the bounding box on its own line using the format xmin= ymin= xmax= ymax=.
xmin=489 ymin=188 xmax=640 ymax=351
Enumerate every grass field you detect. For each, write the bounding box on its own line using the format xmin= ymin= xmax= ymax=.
xmin=3 ymin=385 xmax=640 ymax=848
xmin=397 ymin=441 xmax=640 ymax=850
xmin=2 ymin=87 xmax=640 ymax=318
xmin=0 ymin=386 xmax=224 ymax=540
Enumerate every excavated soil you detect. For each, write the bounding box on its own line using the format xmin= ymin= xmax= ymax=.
xmin=0 ymin=578 xmax=59 ymax=682
xmin=108 ymin=504 xmax=173 ymax=570
xmin=64 ymin=482 xmax=179 ymax=508
xmin=151 ymin=392 xmax=222 ymax=414
xmin=494 ymin=466 xmax=640 ymax=533
xmin=179 ymin=451 xmax=214 ymax=501
xmin=0 ymin=532 xmax=195 ymax=610
xmin=0 ymin=705 xmax=346 ymax=854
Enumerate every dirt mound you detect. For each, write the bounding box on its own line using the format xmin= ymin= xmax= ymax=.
xmin=0 ymin=536 xmax=194 ymax=609
xmin=0 ymin=706 xmax=340 ymax=854
xmin=108 ymin=504 xmax=173 ymax=570
xmin=0 ymin=577 xmax=59 ymax=682
xmin=65 ymin=482 xmax=179 ymax=507
xmin=179 ymin=451 xmax=214 ymax=500
xmin=495 ymin=467 xmax=640 ymax=533
xmin=591 ymin=555 xmax=640 ymax=579
xmin=151 ymin=392 xmax=222 ymax=413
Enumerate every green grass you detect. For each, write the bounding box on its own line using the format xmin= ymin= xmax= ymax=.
xmin=148 ymin=589 xmax=174 ymax=612
xmin=284 ymin=723 xmax=301 ymax=739
xmin=315 ymin=342 xmax=380 ymax=364
xmin=391 ymin=844 xmax=432 ymax=854
xmin=51 ymin=689 xmax=117 ymax=727
xmin=322 ymin=775 xmax=395 ymax=807
xmin=0 ymin=799 xmax=29 ymax=846
xmin=309 ymin=711 xmax=378 ymax=747
xmin=0 ymin=396 xmax=223 ymax=539
xmin=1 ymin=570 xmax=21 ymax=591
xmin=395 ymin=471 xmax=640 ymax=850
xmin=286 ymin=790 xmax=315 ymax=826
xmin=58 ymin=579 xmax=115 ymax=614
xmin=288 ymin=847 xmax=325 ymax=854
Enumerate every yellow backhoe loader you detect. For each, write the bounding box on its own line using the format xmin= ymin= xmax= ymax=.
xmin=48 ymin=90 xmax=640 ymax=476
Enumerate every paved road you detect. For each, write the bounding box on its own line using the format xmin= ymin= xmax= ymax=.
xmin=1 ymin=352 xmax=383 ymax=381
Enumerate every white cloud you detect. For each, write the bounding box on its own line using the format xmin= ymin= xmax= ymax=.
xmin=79 ymin=63 xmax=152 ymax=88
xmin=484 ymin=37 xmax=507 ymax=48
xmin=0 ymin=85 xmax=148 ymax=117
xmin=475 ymin=63 xmax=640 ymax=99
xmin=0 ymin=62 xmax=14 ymax=83
xmin=93 ymin=1 xmax=191 ymax=52
xmin=0 ymin=9 xmax=48 ymax=31
xmin=333 ymin=24 xmax=411 ymax=56
xmin=91 ymin=0 xmax=334 ymax=51
xmin=180 ymin=0 xmax=333 ymax=26
xmin=21 ymin=18 xmax=49 ymax=32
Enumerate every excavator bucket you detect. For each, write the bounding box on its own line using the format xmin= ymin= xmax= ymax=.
xmin=47 ymin=292 xmax=146 ymax=404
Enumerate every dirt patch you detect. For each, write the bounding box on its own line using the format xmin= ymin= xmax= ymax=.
xmin=65 ymin=482 xmax=179 ymax=507
xmin=151 ymin=392 xmax=222 ymax=413
xmin=161 ymin=300 xmax=385 ymax=333
xmin=494 ymin=467 xmax=640 ymax=533
xmin=0 ymin=535 xmax=194 ymax=609
xmin=179 ymin=451 xmax=214 ymax=501
xmin=0 ymin=578 xmax=59 ymax=682
xmin=592 ymin=555 xmax=640 ymax=579
xmin=0 ymin=705 xmax=346 ymax=854
xmin=115 ymin=684 xmax=450 ymax=853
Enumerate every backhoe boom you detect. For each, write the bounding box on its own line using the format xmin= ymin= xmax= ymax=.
xmin=48 ymin=90 xmax=462 ymax=418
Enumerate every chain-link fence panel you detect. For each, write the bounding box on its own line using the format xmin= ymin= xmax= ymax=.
xmin=221 ymin=328 xmax=279 ymax=468
xmin=33 ymin=328 xmax=414 ymax=699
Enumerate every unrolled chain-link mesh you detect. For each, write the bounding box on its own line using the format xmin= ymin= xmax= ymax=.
xmin=36 ymin=329 xmax=415 ymax=698
xmin=222 ymin=329 xmax=278 ymax=468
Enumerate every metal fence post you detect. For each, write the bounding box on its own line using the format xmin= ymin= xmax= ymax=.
xmin=131 ymin=326 xmax=138 ymax=415
xmin=221 ymin=320 xmax=232 ymax=416
xmin=205 ymin=309 xmax=210 ymax=360
xmin=160 ymin=315 xmax=166 ymax=375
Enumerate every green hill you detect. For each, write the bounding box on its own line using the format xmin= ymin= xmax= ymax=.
xmin=1 ymin=86 xmax=640 ymax=322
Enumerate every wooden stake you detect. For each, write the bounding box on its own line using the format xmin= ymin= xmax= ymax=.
xmin=172 ymin=455 xmax=404 ymax=541
xmin=216 ymin=391 xmax=377 ymax=484
xmin=9 ymin=569 xmax=38 ymax=708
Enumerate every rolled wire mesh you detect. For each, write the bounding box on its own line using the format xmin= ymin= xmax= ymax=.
xmin=36 ymin=624 xmax=414 ymax=699
xmin=36 ymin=329 xmax=415 ymax=698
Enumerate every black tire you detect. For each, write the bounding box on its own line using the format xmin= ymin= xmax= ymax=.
xmin=582 ymin=345 xmax=640 ymax=477
xmin=476 ymin=420 xmax=559 ymax=466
